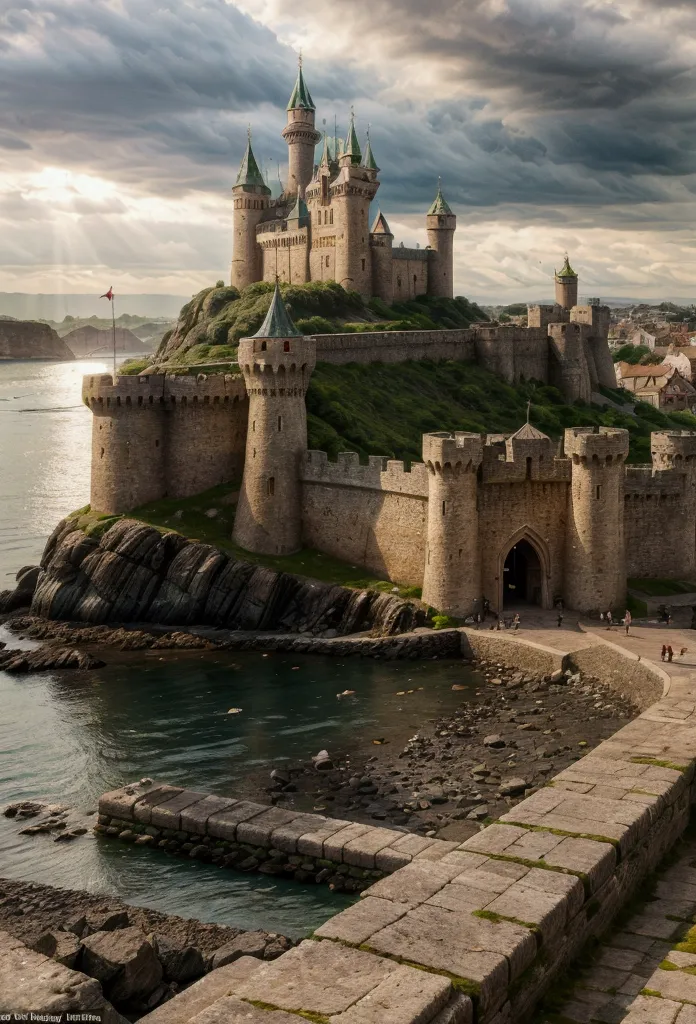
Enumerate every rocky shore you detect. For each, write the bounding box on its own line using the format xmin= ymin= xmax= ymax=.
xmin=0 ymin=876 xmax=293 ymax=1018
xmin=251 ymin=662 xmax=639 ymax=844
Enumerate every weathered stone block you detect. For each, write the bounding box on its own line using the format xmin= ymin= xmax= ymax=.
xmin=81 ymin=926 xmax=163 ymax=1002
xmin=343 ymin=827 xmax=400 ymax=868
xmin=323 ymin=823 xmax=373 ymax=863
xmin=132 ymin=785 xmax=185 ymax=824
xmin=271 ymin=813 xmax=329 ymax=854
xmin=138 ymin=957 xmax=262 ymax=1024
xmin=330 ymin=961 xmax=455 ymax=1024
xmin=542 ymin=835 xmax=617 ymax=893
xmin=150 ymin=791 xmax=209 ymax=830
xmin=374 ymin=846 xmax=412 ymax=872
xmin=235 ymin=807 xmax=299 ymax=846
xmin=207 ymin=801 xmax=268 ymax=841
xmin=297 ymin=818 xmax=352 ymax=858
xmin=181 ymin=795 xmax=237 ymax=834
xmin=365 ymin=860 xmax=462 ymax=907
xmin=314 ymin=897 xmax=407 ymax=944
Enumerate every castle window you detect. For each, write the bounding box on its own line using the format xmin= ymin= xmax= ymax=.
xmin=278 ymin=415 xmax=282 ymax=431
xmin=252 ymin=420 xmax=255 ymax=432
xmin=362 ymin=258 xmax=366 ymax=271
xmin=442 ymin=500 xmax=446 ymax=516
xmin=330 ymin=209 xmax=333 ymax=224
xmin=526 ymin=457 xmax=532 ymax=480
xmin=155 ymin=440 xmax=159 ymax=448
xmin=325 ymin=255 xmax=330 ymax=267
xmin=267 ymin=476 xmax=275 ymax=496
xmin=260 ymin=341 xmax=267 ymax=351
xmin=413 ymin=274 xmax=417 ymax=288
xmin=283 ymin=341 xmax=290 ymax=352
xmin=397 ymin=276 xmax=402 ymax=288
xmin=596 ymin=485 xmax=602 ymax=500
xmin=100 ymin=447 xmax=104 ymax=459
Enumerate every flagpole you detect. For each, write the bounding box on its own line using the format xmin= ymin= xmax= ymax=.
xmin=111 ymin=293 xmax=116 ymax=380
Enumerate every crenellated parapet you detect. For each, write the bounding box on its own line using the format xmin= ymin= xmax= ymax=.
xmin=422 ymin=432 xmax=483 ymax=475
xmin=481 ymin=432 xmax=569 ymax=484
xmin=82 ymin=372 xmax=246 ymax=409
xmin=624 ymin=465 xmax=685 ymax=498
xmin=651 ymin=431 xmax=696 ymax=471
xmin=564 ymin=426 xmax=630 ymax=463
xmin=301 ymin=450 xmax=429 ymax=497
xmin=237 ymin=335 xmax=316 ymax=394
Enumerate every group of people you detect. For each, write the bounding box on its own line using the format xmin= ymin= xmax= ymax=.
xmin=600 ymin=609 xmax=632 ymax=634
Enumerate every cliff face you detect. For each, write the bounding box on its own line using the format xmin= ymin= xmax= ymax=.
xmin=0 ymin=320 xmax=73 ymax=360
xmin=30 ymin=517 xmax=422 ymax=635
xmin=62 ymin=325 xmax=152 ymax=357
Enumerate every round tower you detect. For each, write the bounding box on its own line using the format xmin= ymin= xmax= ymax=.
xmin=564 ymin=427 xmax=629 ymax=613
xmin=421 ymin=431 xmax=483 ymax=617
xmin=652 ymin=432 xmax=696 ymax=578
xmin=231 ymin=130 xmax=271 ymax=290
xmin=426 ymin=182 xmax=456 ymax=299
xmin=555 ymin=254 xmax=578 ymax=310
xmin=233 ymin=284 xmax=316 ymax=555
xmin=282 ymin=59 xmax=321 ymax=199
xmin=82 ymin=374 xmax=166 ymax=514
xmin=332 ymin=111 xmax=379 ymax=298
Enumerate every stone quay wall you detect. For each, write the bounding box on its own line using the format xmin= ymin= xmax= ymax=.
xmin=624 ymin=464 xmax=696 ymax=579
xmin=99 ymin=686 xmax=696 ymax=1024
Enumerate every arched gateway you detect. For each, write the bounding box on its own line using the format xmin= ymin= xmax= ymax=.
xmin=498 ymin=527 xmax=552 ymax=611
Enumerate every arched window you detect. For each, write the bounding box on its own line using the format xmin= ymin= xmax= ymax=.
xmin=283 ymin=340 xmax=290 ymax=352
xmin=260 ymin=341 xmax=267 ymax=351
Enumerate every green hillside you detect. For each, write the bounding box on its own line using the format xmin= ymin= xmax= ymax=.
xmin=306 ymin=360 xmax=696 ymax=464
xmin=141 ymin=280 xmax=488 ymax=371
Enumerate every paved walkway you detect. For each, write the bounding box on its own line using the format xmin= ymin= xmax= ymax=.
xmin=536 ymin=835 xmax=696 ymax=1024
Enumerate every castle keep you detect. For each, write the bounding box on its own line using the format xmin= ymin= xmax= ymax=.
xmin=231 ymin=62 xmax=456 ymax=301
xmin=84 ymin=285 xmax=696 ymax=617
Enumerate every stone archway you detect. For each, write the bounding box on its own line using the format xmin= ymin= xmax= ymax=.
xmin=497 ymin=527 xmax=552 ymax=611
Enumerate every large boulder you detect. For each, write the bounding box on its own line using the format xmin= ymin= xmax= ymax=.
xmin=156 ymin=937 xmax=205 ymax=983
xmin=80 ymin=926 xmax=163 ymax=1003
xmin=210 ymin=931 xmax=269 ymax=970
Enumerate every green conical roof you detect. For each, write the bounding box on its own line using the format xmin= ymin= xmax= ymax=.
xmin=287 ymin=64 xmax=315 ymax=111
xmin=344 ymin=111 xmax=361 ymax=165
xmin=253 ymin=282 xmax=302 ymax=338
xmin=363 ymin=135 xmax=378 ymax=170
xmin=319 ymin=132 xmax=331 ymax=168
xmin=427 ymin=184 xmax=453 ymax=215
xmin=556 ymin=254 xmax=578 ymax=279
xmin=235 ymin=134 xmax=267 ymax=189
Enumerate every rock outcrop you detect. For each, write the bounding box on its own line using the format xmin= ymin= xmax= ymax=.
xmin=0 ymin=320 xmax=73 ymax=360
xmin=30 ymin=517 xmax=423 ymax=635
xmin=63 ymin=325 xmax=152 ymax=357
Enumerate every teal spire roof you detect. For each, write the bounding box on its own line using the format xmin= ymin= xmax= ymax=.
xmin=319 ymin=132 xmax=330 ymax=168
xmin=287 ymin=59 xmax=315 ymax=111
xmin=556 ymin=254 xmax=578 ymax=279
xmin=253 ymin=281 xmax=302 ymax=338
xmin=427 ymin=181 xmax=453 ymax=215
xmin=287 ymin=194 xmax=309 ymax=222
xmin=363 ymin=132 xmax=378 ymax=170
xmin=235 ymin=130 xmax=267 ymax=189
xmin=344 ymin=109 xmax=362 ymax=164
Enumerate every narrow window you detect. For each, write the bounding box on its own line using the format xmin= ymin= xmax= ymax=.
xmin=252 ymin=420 xmax=255 ymax=432
xmin=268 ymin=476 xmax=275 ymax=496
xmin=260 ymin=341 xmax=267 ymax=351
xmin=362 ymin=258 xmax=366 ymax=271
xmin=100 ymin=447 xmax=104 ymax=459
xmin=155 ymin=439 xmax=159 ymax=448
xmin=277 ymin=415 xmax=282 ymax=431
xmin=326 ymin=255 xmax=330 ymax=267
xmin=596 ymin=485 xmax=602 ymax=500
xmin=330 ymin=209 xmax=333 ymax=224
xmin=413 ymin=274 xmax=417 ymax=287
xmin=526 ymin=456 xmax=532 ymax=479
xmin=442 ymin=500 xmax=446 ymax=516
xmin=283 ymin=340 xmax=290 ymax=352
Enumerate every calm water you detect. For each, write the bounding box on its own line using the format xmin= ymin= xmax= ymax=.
xmin=0 ymin=360 xmax=479 ymax=935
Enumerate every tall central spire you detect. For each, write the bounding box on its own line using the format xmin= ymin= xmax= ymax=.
xmin=343 ymin=107 xmax=362 ymax=165
xmin=287 ymin=53 xmax=315 ymax=111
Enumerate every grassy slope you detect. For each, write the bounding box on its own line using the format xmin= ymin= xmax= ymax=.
xmin=306 ymin=360 xmax=696 ymax=464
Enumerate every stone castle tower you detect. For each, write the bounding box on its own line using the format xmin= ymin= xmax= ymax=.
xmin=233 ymin=281 xmax=316 ymax=555
xmin=231 ymin=60 xmax=456 ymax=300
xmin=555 ymin=254 xmax=579 ymax=309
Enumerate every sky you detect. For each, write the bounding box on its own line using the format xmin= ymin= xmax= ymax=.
xmin=1 ymin=0 xmax=696 ymax=304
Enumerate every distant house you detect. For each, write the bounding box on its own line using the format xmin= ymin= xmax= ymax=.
xmin=617 ymin=362 xmax=696 ymax=410
xmin=628 ymin=327 xmax=657 ymax=350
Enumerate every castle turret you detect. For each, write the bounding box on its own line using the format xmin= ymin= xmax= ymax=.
xmin=282 ymin=59 xmax=321 ymax=199
xmin=421 ymin=431 xmax=483 ymax=617
xmin=426 ymin=182 xmax=456 ymax=299
xmin=651 ymin=432 xmax=696 ymax=578
xmin=555 ymin=254 xmax=578 ymax=310
xmin=233 ymin=284 xmax=316 ymax=555
xmin=332 ymin=110 xmax=379 ymax=297
xmin=564 ymin=427 xmax=629 ymax=612
xmin=370 ymin=209 xmax=394 ymax=304
xmin=231 ymin=131 xmax=271 ymax=290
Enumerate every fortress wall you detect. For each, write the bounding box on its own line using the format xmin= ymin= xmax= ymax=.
xmin=392 ymin=252 xmax=429 ymax=302
xmin=473 ymin=327 xmax=549 ymax=384
xmin=479 ymin=480 xmax=568 ymax=611
xmin=314 ymin=328 xmax=476 ymax=364
xmin=165 ymin=394 xmax=248 ymax=499
xmin=300 ymin=452 xmax=428 ymax=583
xmin=624 ymin=466 xmax=691 ymax=579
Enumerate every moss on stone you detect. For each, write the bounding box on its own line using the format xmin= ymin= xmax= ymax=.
xmin=630 ymin=757 xmax=689 ymax=772
xmin=473 ymin=909 xmax=539 ymax=933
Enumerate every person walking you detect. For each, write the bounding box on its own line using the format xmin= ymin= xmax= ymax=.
xmin=624 ymin=610 xmax=632 ymax=635
xmin=557 ymin=609 xmax=564 ymax=628
xmin=513 ymin=613 xmax=520 ymax=631
xmin=668 ymin=645 xmax=674 ymax=662
xmin=661 ymin=645 xmax=667 ymax=661
xmin=606 ymin=610 xmax=613 ymax=630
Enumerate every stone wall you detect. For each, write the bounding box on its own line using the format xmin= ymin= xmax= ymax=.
xmin=569 ymin=634 xmax=666 ymax=710
xmin=459 ymin=629 xmax=565 ymax=675
xmin=300 ymin=451 xmax=428 ymax=584
xmin=624 ymin=466 xmax=695 ymax=579
xmin=392 ymin=248 xmax=429 ymax=301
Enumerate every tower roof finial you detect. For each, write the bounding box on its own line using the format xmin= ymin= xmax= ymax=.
xmin=344 ymin=107 xmax=362 ymax=164
xmin=427 ymin=178 xmax=453 ymax=215
xmin=287 ymin=55 xmax=315 ymax=111
xmin=235 ymin=128 xmax=268 ymax=190
xmin=363 ymin=123 xmax=378 ymax=171
xmin=556 ymin=253 xmax=578 ymax=279
xmin=253 ymin=280 xmax=302 ymax=338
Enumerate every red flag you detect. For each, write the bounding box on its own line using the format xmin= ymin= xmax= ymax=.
xmin=100 ymin=287 xmax=113 ymax=300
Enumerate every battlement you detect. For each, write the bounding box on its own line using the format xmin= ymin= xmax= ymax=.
xmin=527 ymin=305 xmax=569 ymax=329
xmin=237 ymin=335 xmax=316 ymax=376
xmin=651 ymin=431 xmax=696 ymax=468
xmin=392 ymin=247 xmax=429 ymax=262
xmin=82 ymin=372 xmax=246 ymax=409
xmin=564 ymin=426 xmax=630 ymax=461
xmin=478 ymin=433 xmax=569 ymax=483
xmin=301 ymin=450 xmax=429 ymax=497
xmin=422 ymin=431 xmax=484 ymax=473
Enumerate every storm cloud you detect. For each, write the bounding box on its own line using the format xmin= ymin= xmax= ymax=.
xmin=0 ymin=0 xmax=694 ymax=301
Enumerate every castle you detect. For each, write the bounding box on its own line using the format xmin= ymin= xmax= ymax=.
xmin=231 ymin=61 xmax=455 ymax=301
xmin=84 ymin=284 xmax=696 ymax=618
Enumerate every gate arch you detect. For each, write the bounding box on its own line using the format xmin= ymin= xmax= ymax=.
xmin=497 ymin=526 xmax=552 ymax=611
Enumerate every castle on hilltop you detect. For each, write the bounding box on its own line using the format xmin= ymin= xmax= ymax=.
xmin=231 ymin=61 xmax=455 ymax=301
xmin=84 ymin=284 xmax=696 ymax=617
